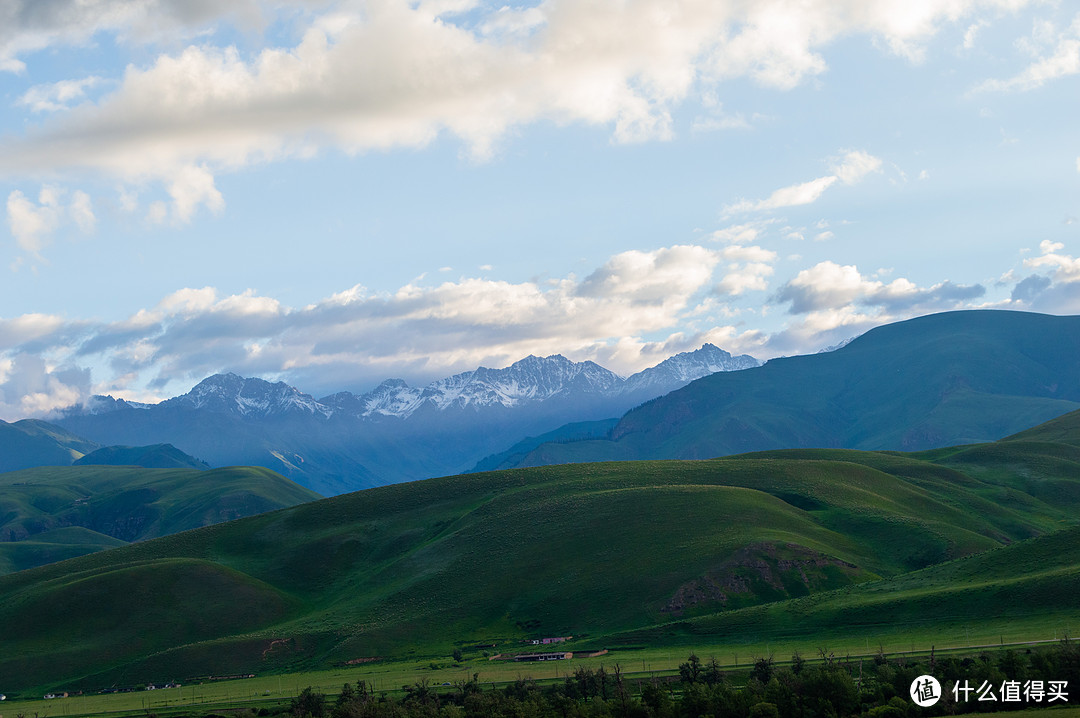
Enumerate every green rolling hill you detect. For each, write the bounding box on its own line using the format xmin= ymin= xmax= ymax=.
xmin=0 ymin=418 xmax=99 ymax=471
xmin=0 ymin=465 xmax=321 ymax=574
xmin=2 ymin=408 xmax=1080 ymax=694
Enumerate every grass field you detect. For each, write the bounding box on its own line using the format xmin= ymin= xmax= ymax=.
xmin=4 ymin=631 xmax=1080 ymax=718
xmin=0 ymin=464 xmax=320 ymax=573
xmin=3 ymin=410 xmax=1080 ymax=702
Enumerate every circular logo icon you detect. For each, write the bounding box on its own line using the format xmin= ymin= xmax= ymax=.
xmin=910 ymin=675 xmax=942 ymax=707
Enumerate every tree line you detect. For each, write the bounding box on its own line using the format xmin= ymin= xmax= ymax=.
xmin=278 ymin=640 xmax=1080 ymax=718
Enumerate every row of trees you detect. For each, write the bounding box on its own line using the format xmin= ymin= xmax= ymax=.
xmin=285 ymin=640 xmax=1080 ymax=718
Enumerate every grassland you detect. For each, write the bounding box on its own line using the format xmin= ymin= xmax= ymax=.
xmin=0 ymin=464 xmax=320 ymax=573
xmin=2 ymin=404 xmax=1080 ymax=699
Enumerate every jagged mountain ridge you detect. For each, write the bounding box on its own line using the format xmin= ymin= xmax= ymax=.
xmin=54 ymin=344 xmax=759 ymax=494
xmin=69 ymin=343 xmax=759 ymax=422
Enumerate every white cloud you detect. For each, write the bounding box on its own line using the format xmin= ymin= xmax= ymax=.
xmin=0 ymin=353 xmax=89 ymax=419
xmin=168 ymin=165 xmax=225 ymax=223
xmin=831 ymin=149 xmax=884 ymax=185
xmin=6 ymin=189 xmax=61 ymax=255
xmin=1023 ymin=239 xmax=1080 ymax=282
xmin=724 ymin=149 xmax=882 ymax=214
xmin=6 ymin=186 xmax=98 ymax=259
xmin=0 ymin=313 xmax=70 ymax=350
xmin=714 ymin=244 xmax=778 ymax=295
xmin=727 ymin=176 xmax=839 ymax=214
xmin=709 ymin=220 xmax=777 ymax=244
xmin=0 ymin=243 xmax=730 ymax=411
xmin=775 ymin=260 xmax=985 ymax=314
xmin=975 ymin=13 xmax=1080 ymax=91
xmin=576 ymin=245 xmax=719 ymax=309
xmin=763 ymin=260 xmax=988 ymax=354
xmin=17 ymin=76 xmax=102 ymax=112
xmin=0 ymin=1 xmax=1031 ymax=213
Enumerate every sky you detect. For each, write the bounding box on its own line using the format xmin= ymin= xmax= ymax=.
xmin=0 ymin=0 xmax=1078 ymax=418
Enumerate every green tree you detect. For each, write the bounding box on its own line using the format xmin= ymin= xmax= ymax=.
xmin=292 ymin=686 xmax=327 ymax=718
xmin=679 ymin=654 xmax=703 ymax=684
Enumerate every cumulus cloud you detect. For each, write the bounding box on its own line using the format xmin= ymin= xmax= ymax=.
xmin=715 ymin=244 xmax=777 ymax=295
xmin=775 ymin=260 xmax=985 ymax=315
xmin=758 ymin=261 xmax=987 ymax=355
xmin=167 ymin=165 xmax=225 ymax=223
xmin=1023 ymin=239 xmax=1080 ymax=282
xmin=0 ymin=353 xmax=89 ymax=419
xmin=1006 ymin=240 xmax=1080 ymax=311
xmin=5 ymin=186 xmax=97 ymax=259
xmin=724 ymin=150 xmax=882 ymax=214
xmin=6 ymin=188 xmax=62 ymax=256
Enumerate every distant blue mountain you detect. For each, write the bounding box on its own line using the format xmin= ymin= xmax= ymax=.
xmin=54 ymin=344 xmax=759 ymax=494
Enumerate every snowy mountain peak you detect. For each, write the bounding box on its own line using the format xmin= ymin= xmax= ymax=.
xmin=622 ymin=344 xmax=760 ymax=392
xmin=61 ymin=344 xmax=759 ymax=422
xmin=165 ymin=373 xmax=331 ymax=418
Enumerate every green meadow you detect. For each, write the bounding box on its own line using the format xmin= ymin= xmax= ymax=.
xmin=2 ymin=410 xmax=1080 ymax=706
xmin=0 ymin=464 xmax=320 ymax=573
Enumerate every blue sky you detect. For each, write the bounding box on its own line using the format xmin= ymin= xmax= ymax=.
xmin=0 ymin=0 xmax=1078 ymax=417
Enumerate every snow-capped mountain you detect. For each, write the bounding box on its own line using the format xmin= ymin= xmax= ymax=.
xmin=55 ymin=344 xmax=759 ymax=494
xmin=332 ymin=344 xmax=757 ymax=420
xmin=162 ymin=373 xmax=332 ymax=418
xmin=69 ymin=344 xmax=758 ymax=423
xmin=624 ymin=343 xmax=760 ymax=393
xmin=332 ymin=355 xmax=624 ymax=419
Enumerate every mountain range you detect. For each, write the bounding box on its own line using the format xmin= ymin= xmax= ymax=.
xmin=54 ymin=344 xmax=758 ymax=494
xmin=11 ymin=310 xmax=1080 ymax=497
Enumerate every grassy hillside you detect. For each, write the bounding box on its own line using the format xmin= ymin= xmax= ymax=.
xmin=0 ymin=418 xmax=99 ymax=471
xmin=0 ymin=465 xmax=320 ymax=573
xmin=2 ymin=417 xmax=1078 ymax=693
xmin=506 ymin=311 xmax=1080 ymax=468
xmin=614 ymin=522 xmax=1080 ymax=648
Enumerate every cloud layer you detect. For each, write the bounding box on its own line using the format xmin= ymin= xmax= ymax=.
xmin=0 ymin=2 xmax=1037 ymax=214
xmin=0 ymin=237 xmax=1056 ymax=419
